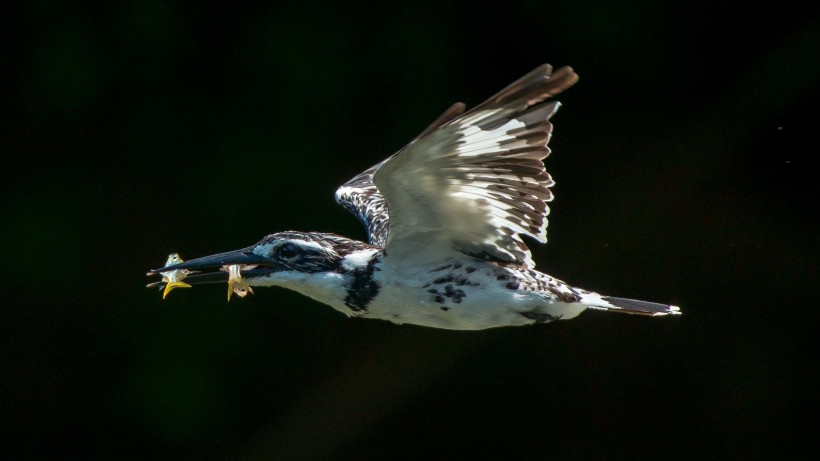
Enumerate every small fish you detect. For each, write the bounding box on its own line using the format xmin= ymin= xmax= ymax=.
xmin=158 ymin=253 xmax=192 ymax=299
xmin=225 ymin=264 xmax=254 ymax=301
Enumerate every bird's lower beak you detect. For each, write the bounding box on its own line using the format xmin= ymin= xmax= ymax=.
xmin=146 ymin=248 xmax=279 ymax=287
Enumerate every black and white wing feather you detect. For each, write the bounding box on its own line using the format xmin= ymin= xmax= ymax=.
xmin=334 ymin=163 xmax=390 ymax=246
xmin=336 ymin=64 xmax=578 ymax=268
xmin=335 ymin=102 xmax=466 ymax=246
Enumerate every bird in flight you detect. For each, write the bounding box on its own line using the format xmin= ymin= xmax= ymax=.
xmin=147 ymin=64 xmax=680 ymax=330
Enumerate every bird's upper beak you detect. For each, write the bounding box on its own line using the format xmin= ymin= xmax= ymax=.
xmin=146 ymin=247 xmax=281 ymax=287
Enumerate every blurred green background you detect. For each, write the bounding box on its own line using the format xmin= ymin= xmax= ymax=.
xmin=2 ymin=0 xmax=818 ymax=459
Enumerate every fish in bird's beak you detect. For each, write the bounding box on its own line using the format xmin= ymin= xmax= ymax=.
xmin=225 ymin=264 xmax=254 ymax=301
xmin=146 ymin=246 xmax=281 ymax=299
xmin=145 ymin=253 xmax=193 ymax=299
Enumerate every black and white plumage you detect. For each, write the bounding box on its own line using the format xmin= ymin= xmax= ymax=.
xmin=148 ymin=64 xmax=681 ymax=330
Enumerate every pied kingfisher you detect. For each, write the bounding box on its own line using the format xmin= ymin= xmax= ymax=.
xmin=148 ymin=64 xmax=681 ymax=330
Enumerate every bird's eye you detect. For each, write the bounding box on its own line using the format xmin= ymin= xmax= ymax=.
xmin=278 ymin=243 xmax=299 ymax=259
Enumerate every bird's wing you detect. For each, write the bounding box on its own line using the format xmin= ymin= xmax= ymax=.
xmin=373 ymin=64 xmax=578 ymax=267
xmin=335 ymin=102 xmax=466 ymax=246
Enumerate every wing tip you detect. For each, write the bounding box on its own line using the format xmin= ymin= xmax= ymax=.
xmin=484 ymin=63 xmax=579 ymax=109
xmin=533 ymin=64 xmax=579 ymax=93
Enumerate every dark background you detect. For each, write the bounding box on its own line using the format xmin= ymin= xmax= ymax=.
xmin=3 ymin=0 xmax=818 ymax=459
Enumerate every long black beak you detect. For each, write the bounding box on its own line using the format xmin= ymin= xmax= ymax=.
xmin=146 ymin=248 xmax=280 ymax=288
xmin=148 ymin=247 xmax=270 ymax=274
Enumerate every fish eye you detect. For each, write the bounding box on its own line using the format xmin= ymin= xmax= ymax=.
xmin=278 ymin=243 xmax=299 ymax=259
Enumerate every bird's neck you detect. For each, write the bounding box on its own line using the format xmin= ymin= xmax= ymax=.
xmin=337 ymin=248 xmax=383 ymax=312
xmin=252 ymin=247 xmax=384 ymax=315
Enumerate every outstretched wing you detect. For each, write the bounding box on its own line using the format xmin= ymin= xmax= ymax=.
xmin=335 ymin=102 xmax=466 ymax=246
xmin=336 ymin=64 xmax=578 ymax=267
xmin=374 ymin=64 xmax=578 ymax=267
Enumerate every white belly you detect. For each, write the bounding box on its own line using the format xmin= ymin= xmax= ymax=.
xmin=359 ymin=257 xmax=586 ymax=330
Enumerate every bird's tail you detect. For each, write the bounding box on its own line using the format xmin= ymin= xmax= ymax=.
xmin=581 ymin=294 xmax=682 ymax=317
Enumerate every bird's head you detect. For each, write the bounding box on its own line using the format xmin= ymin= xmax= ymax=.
xmin=148 ymin=232 xmax=381 ymax=300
